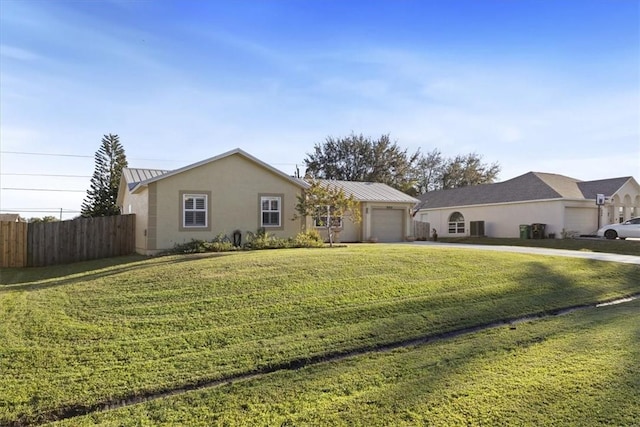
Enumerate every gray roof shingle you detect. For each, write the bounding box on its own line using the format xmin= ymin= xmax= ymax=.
xmin=416 ymin=172 xmax=633 ymax=210
xmin=577 ymin=177 xmax=632 ymax=199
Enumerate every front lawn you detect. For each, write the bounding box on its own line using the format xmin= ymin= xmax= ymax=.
xmin=57 ymin=299 xmax=640 ymax=426
xmin=1 ymin=245 xmax=639 ymax=425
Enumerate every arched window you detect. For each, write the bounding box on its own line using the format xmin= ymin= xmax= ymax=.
xmin=448 ymin=212 xmax=465 ymax=234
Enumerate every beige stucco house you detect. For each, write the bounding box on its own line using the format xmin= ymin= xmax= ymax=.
xmin=117 ymin=149 xmax=418 ymax=254
xmin=117 ymin=149 xmax=308 ymax=254
xmin=414 ymin=172 xmax=640 ymax=239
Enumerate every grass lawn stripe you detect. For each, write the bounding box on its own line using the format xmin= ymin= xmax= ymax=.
xmin=10 ymin=294 xmax=640 ymax=426
xmin=1 ymin=245 xmax=638 ymax=424
xmin=53 ymin=298 xmax=640 ymax=426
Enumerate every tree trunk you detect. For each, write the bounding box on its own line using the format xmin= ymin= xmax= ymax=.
xmin=327 ymin=210 xmax=333 ymax=247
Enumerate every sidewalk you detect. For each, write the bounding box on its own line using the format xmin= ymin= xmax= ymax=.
xmin=406 ymin=241 xmax=640 ymax=265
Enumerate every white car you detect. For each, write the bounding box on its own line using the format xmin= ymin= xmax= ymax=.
xmin=597 ymin=217 xmax=640 ymax=240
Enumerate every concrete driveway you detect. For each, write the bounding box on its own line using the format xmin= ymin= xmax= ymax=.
xmin=406 ymin=241 xmax=640 ymax=265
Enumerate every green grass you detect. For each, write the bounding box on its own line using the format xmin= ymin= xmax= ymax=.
xmin=1 ymin=245 xmax=639 ymax=425
xmin=54 ymin=299 xmax=640 ymax=426
xmin=439 ymin=236 xmax=640 ymax=256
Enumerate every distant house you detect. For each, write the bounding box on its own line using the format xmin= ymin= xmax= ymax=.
xmin=0 ymin=214 xmax=26 ymax=223
xmin=117 ymin=148 xmax=418 ymax=254
xmin=414 ymin=172 xmax=640 ymax=239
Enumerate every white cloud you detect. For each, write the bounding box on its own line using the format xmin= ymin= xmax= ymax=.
xmin=0 ymin=45 xmax=40 ymax=61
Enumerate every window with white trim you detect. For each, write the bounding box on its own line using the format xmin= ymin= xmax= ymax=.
xmin=183 ymin=194 xmax=207 ymax=228
xmin=314 ymin=206 xmax=343 ymax=228
xmin=261 ymin=196 xmax=281 ymax=227
xmin=448 ymin=211 xmax=465 ymax=234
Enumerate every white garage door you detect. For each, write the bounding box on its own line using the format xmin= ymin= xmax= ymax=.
xmin=565 ymin=207 xmax=598 ymax=235
xmin=371 ymin=209 xmax=404 ymax=242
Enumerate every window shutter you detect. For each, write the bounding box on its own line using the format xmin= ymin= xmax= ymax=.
xmin=183 ymin=194 xmax=207 ymax=227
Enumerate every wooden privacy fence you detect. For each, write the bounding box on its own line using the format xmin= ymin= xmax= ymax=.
xmin=1 ymin=221 xmax=28 ymax=268
xmin=0 ymin=215 xmax=135 ymax=268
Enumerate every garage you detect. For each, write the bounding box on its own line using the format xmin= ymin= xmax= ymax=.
xmin=371 ymin=208 xmax=404 ymax=242
xmin=565 ymin=207 xmax=598 ymax=235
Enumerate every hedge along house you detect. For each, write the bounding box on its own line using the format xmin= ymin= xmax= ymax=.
xmin=414 ymin=172 xmax=640 ymax=239
xmin=313 ymin=180 xmax=419 ymax=243
xmin=117 ymin=149 xmax=310 ymax=255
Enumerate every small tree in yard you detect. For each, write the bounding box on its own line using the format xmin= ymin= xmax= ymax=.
xmin=294 ymin=180 xmax=361 ymax=247
xmin=81 ymin=134 xmax=128 ymax=217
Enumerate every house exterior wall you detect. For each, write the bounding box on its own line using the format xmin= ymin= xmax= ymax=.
xmin=417 ymin=200 xmax=566 ymax=238
xmin=146 ymin=153 xmax=304 ymax=254
xmin=313 ymin=208 xmax=362 ymax=243
xmin=120 ymin=186 xmax=149 ymax=254
xmin=338 ymin=210 xmax=361 ymax=242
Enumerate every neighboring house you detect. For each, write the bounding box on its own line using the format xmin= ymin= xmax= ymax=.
xmin=117 ymin=148 xmax=418 ymax=254
xmin=0 ymin=214 xmax=26 ymax=222
xmin=313 ymin=180 xmax=419 ymax=243
xmin=414 ymin=172 xmax=640 ymax=239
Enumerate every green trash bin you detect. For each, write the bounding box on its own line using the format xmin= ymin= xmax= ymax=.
xmin=519 ymin=224 xmax=531 ymax=239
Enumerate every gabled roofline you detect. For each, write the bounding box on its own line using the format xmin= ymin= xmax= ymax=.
xmin=609 ymin=177 xmax=638 ymax=196
xmin=129 ymin=148 xmax=309 ymax=193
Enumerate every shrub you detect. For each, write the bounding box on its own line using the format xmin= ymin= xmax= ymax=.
xmin=168 ymin=238 xmax=235 ymax=254
xmin=168 ymin=229 xmax=324 ymax=254
xmin=244 ymin=229 xmax=275 ymax=250
xmin=244 ymin=229 xmax=325 ymax=250
xmin=293 ymin=230 xmax=324 ymax=248
xmin=169 ymin=239 xmax=208 ymax=254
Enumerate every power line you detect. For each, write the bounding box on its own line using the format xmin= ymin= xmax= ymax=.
xmin=1 ymin=208 xmax=81 ymax=213
xmin=1 ymin=187 xmax=86 ymax=192
xmin=1 ymin=151 xmax=92 ymax=158
xmin=1 ymin=173 xmax=91 ymax=178
xmin=0 ymin=150 xmax=188 ymax=162
xmin=0 ymin=150 xmax=304 ymax=166
xmin=1 ymin=208 xmax=80 ymax=211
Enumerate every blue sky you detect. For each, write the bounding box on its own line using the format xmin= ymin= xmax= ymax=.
xmin=1 ymin=0 xmax=638 ymax=220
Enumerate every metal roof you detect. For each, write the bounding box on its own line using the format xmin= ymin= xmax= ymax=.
xmin=416 ymin=172 xmax=635 ymax=210
xmin=318 ymin=180 xmax=419 ymax=203
xmin=122 ymin=168 xmax=170 ymax=190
